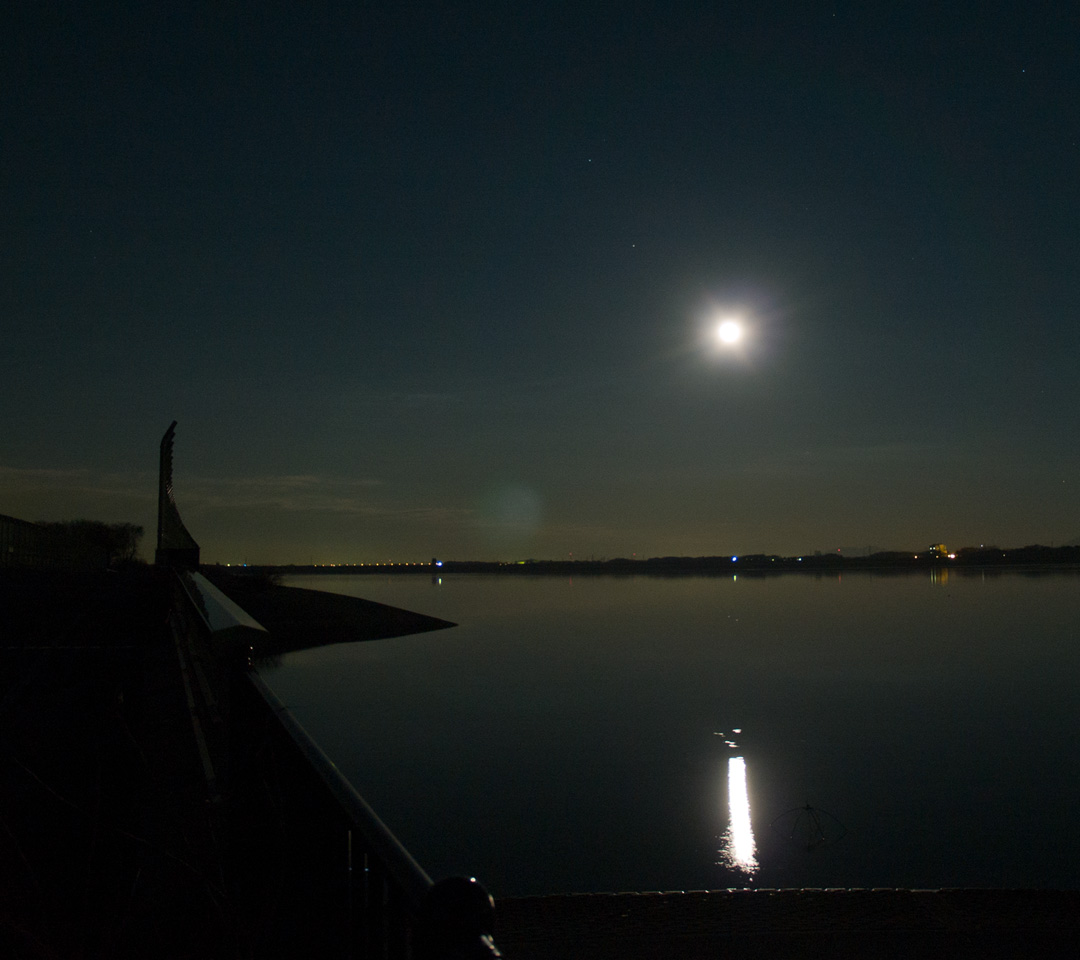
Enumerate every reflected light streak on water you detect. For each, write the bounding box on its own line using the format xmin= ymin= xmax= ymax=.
xmin=722 ymin=756 xmax=758 ymax=875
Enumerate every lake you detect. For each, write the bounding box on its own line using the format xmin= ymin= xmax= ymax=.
xmin=259 ymin=568 xmax=1080 ymax=896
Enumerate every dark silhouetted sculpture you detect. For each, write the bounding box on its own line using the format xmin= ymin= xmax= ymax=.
xmin=155 ymin=421 xmax=200 ymax=569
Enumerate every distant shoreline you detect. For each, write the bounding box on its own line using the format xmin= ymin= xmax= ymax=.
xmin=206 ymin=544 xmax=1080 ymax=578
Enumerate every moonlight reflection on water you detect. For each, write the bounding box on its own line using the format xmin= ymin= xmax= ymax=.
xmin=720 ymin=756 xmax=758 ymax=876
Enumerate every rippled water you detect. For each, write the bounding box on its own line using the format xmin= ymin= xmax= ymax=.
xmin=260 ymin=568 xmax=1080 ymax=896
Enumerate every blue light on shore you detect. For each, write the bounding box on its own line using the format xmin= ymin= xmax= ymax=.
xmin=731 ymin=556 xmax=738 ymax=562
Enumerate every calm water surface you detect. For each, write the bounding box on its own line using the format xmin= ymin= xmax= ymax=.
xmin=262 ymin=569 xmax=1080 ymax=896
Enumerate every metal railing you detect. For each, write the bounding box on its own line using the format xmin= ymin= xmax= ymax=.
xmin=170 ymin=570 xmax=502 ymax=959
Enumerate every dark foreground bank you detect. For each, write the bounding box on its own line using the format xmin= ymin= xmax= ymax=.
xmin=0 ymin=566 xmax=231 ymax=958
xmin=496 ymin=889 xmax=1080 ymax=959
xmin=0 ymin=565 xmax=465 ymax=958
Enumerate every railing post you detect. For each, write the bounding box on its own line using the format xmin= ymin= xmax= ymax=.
xmin=416 ymin=877 xmax=499 ymax=960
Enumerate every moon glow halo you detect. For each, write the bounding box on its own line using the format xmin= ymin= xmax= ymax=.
xmin=717 ymin=319 xmax=743 ymax=344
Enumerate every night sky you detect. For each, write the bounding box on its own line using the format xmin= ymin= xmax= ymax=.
xmin=3 ymin=1 xmax=1078 ymax=563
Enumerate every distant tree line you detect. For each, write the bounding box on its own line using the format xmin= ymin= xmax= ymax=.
xmin=37 ymin=520 xmax=144 ymax=566
xmin=220 ymin=543 xmax=1080 ymax=577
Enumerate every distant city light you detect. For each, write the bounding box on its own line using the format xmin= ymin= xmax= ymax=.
xmin=731 ymin=555 xmax=738 ymax=562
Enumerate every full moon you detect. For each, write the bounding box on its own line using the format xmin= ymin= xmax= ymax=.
xmin=717 ymin=319 xmax=743 ymax=344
